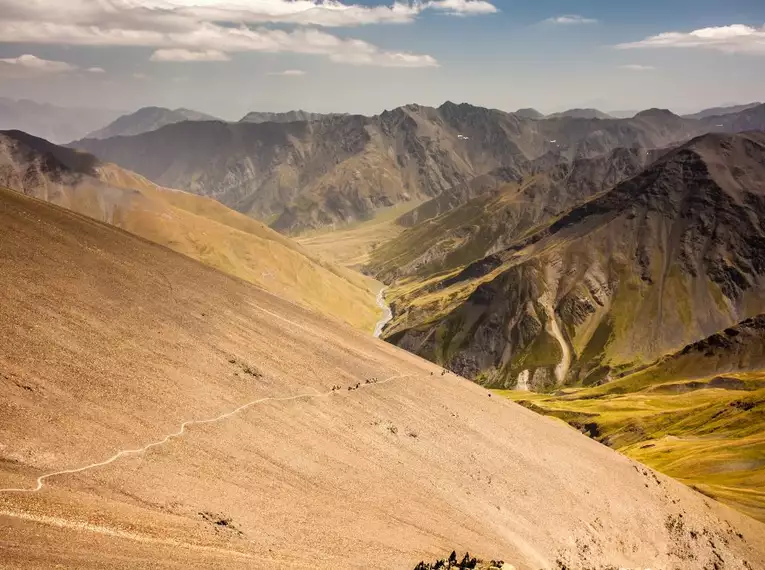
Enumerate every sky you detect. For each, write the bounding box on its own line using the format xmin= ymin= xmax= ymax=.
xmin=0 ymin=0 xmax=764 ymax=119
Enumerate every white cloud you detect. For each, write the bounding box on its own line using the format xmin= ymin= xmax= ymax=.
xmin=0 ymin=0 xmax=498 ymax=29
xmin=616 ymin=24 xmax=765 ymax=54
xmin=174 ymin=1 xmax=423 ymax=27
xmin=268 ymin=69 xmax=307 ymax=76
xmin=331 ymin=49 xmax=438 ymax=67
xmin=150 ymin=48 xmax=231 ymax=62
xmin=155 ymin=0 xmax=498 ymax=25
xmin=546 ymin=15 xmax=598 ymax=25
xmin=0 ymin=54 xmax=77 ymax=73
xmin=86 ymin=66 xmax=106 ymax=73
xmin=427 ymin=0 xmax=498 ymax=16
xmin=619 ymin=64 xmax=655 ymax=71
xmin=132 ymin=72 xmax=148 ymax=79
xmin=0 ymin=0 xmax=449 ymax=68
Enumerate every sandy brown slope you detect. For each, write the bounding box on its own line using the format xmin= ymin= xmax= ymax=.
xmin=0 ymin=130 xmax=379 ymax=331
xmin=0 ymin=190 xmax=764 ymax=569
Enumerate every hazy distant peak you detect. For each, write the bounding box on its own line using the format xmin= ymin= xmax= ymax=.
xmin=546 ymin=108 xmax=613 ymax=120
xmin=0 ymin=98 xmax=124 ymax=144
xmin=514 ymin=108 xmax=544 ymax=119
xmin=683 ymin=102 xmax=763 ymax=120
xmin=239 ymin=110 xmax=341 ymax=123
xmin=85 ymin=106 xmax=219 ymax=140
xmin=634 ymin=108 xmax=680 ymax=119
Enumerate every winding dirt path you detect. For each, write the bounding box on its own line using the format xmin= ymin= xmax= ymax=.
xmin=0 ymin=373 xmax=411 ymax=494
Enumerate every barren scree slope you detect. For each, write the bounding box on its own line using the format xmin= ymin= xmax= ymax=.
xmin=0 ymin=188 xmax=764 ymax=569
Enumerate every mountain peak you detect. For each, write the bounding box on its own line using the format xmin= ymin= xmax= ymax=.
xmin=546 ymin=108 xmax=612 ymax=120
xmin=634 ymin=108 xmax=679 ymax=119
xmin=84 ymin=106 xmax=218 ymax=140
xmin=514 ymin=108 xmax=544 ymax=119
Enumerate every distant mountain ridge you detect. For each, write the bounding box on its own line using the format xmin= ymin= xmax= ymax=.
xmin=85 ymin=106 xmax=220 ymax=139
xmin=683 ymin=102 xmax=762 ymax=120
xmin=0 ymin=98 xmax=123 ymax=144
xmin=69 ymin=101 xmax=765 ymax=234
xmin=240 ymin=110 xmax=343 ymax=123
xmin=514 ymin=108 xmax=544 ymax=119
xmin=546 ymin=108 xmax=613 ymax=120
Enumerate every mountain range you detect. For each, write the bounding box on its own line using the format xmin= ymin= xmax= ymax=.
xmin=70 ymin=101 xmax=765 ymax=234
xmin=0 ymin=91 xmax=765 ymax=560
xmin=3 ymin=95 xmax=765 ymax=566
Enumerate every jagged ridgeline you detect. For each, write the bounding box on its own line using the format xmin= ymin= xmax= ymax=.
xmin=374 ymin=132 xmax=765 ymax=390
xmin=68 ymin=102 xmax=765 ymax=235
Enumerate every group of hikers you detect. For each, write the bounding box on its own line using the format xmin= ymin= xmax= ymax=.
xmin=413 ymin=551 xmax=484 ymax=569
xmin=330 ymin=377 xmax=381 ymax=392
xmin=327 ymin=369 xmax=449 ymax=394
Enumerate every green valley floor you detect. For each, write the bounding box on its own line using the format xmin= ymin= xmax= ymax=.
xmin=499 ymin=373 xmax=765 ymax=522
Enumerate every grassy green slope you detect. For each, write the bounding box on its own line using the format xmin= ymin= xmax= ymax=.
xmin=499 ymin=315 xmax=765 ymax=521
xmin=500 ymin=380 xmax=765 ymax=522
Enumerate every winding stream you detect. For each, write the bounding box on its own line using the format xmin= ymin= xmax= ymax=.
xmin=374 ymin=287 xmax=393 ymax=338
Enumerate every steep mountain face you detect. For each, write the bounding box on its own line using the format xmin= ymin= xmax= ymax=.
xmin=0 ymin=130 xmax=379 ymax=331
xmin=240 ymin=110 xmax=342 ymax=123
xmin=0 ymin=97 xmax=122 ymax=143
xmin=85 ymin=106 xmax=219 ymax=139
xmin=371 ymin=147 xmax=661 ymax=282
xmin=70 ymin=101 xmax=723 ymax=234
xmin=378 ymin=132 xmax=765 ymax=391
